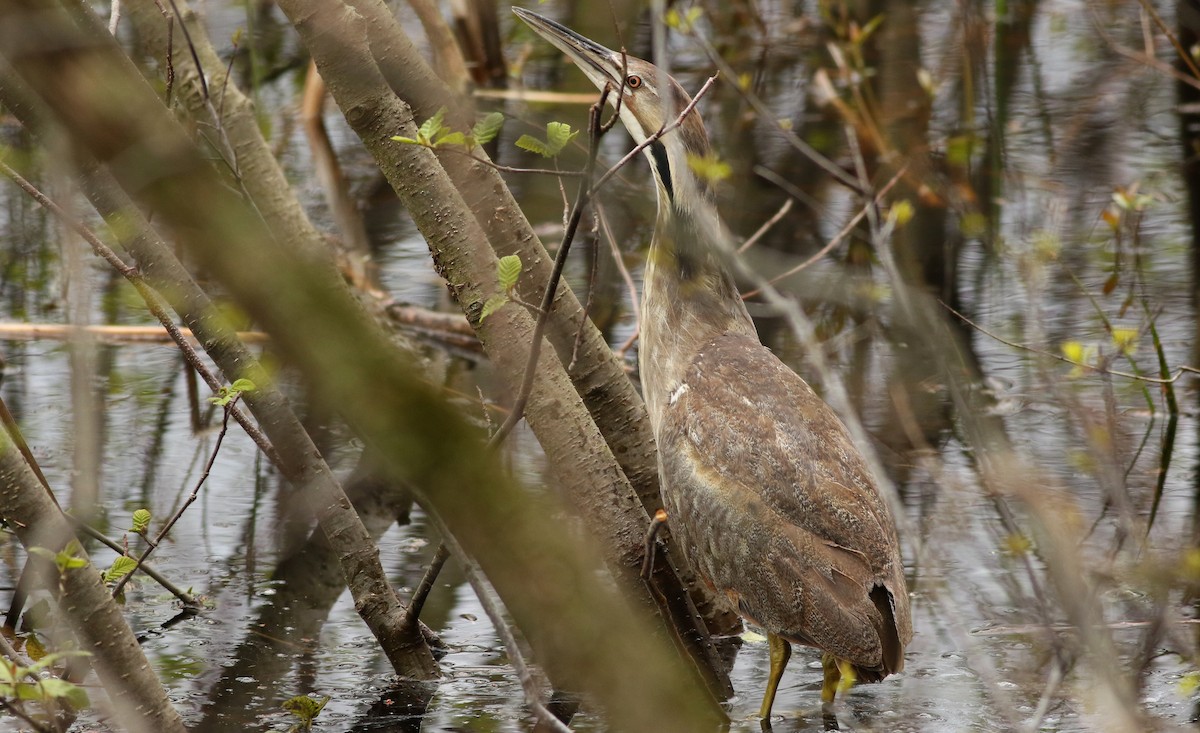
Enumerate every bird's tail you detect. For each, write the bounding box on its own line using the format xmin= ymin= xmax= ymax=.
xmin=854 ymin=584 xmax=905 ymax=683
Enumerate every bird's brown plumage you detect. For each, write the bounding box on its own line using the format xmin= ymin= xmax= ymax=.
xmin=656 ymin=333 xmax=911 ymax=679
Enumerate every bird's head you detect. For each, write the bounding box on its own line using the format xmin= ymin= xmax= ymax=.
xmin=514 ymin=7 xmax=713 ymax=212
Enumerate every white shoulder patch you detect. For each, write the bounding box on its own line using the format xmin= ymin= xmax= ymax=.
xmin=668 ymin=382 xmax=689 ymax=406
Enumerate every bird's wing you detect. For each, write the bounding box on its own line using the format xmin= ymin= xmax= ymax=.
xmin=656 ymin=332 xmax=911 ymax=665
xmin=662 ymin=332 xmax=898 ymax=562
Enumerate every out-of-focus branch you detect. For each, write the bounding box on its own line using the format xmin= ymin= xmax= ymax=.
xmin=403 ymin=0 xmax=472 ymax=93
xmin=0 ymin=441 xmax=185 ymax=733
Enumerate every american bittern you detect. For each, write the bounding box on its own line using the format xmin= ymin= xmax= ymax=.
xmin=514 ymin=7 xmax=912 ymax=720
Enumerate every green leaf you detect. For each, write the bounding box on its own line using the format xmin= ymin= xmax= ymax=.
xmin=946 ymin=133 xmax=976 ymax=166
xmin=24 ymin=650 xmax=90 ymax=677
xmin=517 ymin=122 xmax=578 ymax=158
xmin=283 ymin=694 xmax=330 ymax=723
xmin=230 ymin=378 xmax=256 ymax=394
xmin=417 ymin=107 xmax=448 ymax=145
xmin=889 ymin=199 xmax=915 ymax=227
xmin=131 ymin=509 xmax=152 ymax=534
xmin=37 ymin=677 xmax=89 ymax=709
xmin=857 ymin=13 xmax=886 ymax=45
xmin=23 ymin=636 xmax=45 ymax=662
xmin=433 ymin=131 xmax=467 ymax=148
xmin=104 ymin=556 xmax=139 ymax=584
xmin=686 ymin=153 xmax=731 ymax=184
xmin=1111 ymin=327 xmax=1138 ymax=355
xmin=14 ymin=681 xmax=42 ymax=701
xmin=210 ymin=378 xmax=255 ymax=407
xmin=28 ymin=547 xmax=56 ymax=563
xmin=1061 ymin=341 xmax=1095 ymax=378
xmin=1061 ymin=341 xmax=1085 ymax=364
xmin=390 ymin=135 xmax=419 ymax=145
xmin=209 ymin=385 xmax=234 ymax=406
xmin=515 ymin=134 xmax=552 ymax=157
xmin=497 ymin=255 xmax=522 ymax=291
xmin=1002 ymin=532 xmax=1032 ymax=556
xmin=1181 ymin=670 xmax=1200 ymax=697
xmin=471 ymin=112 xmax=504 ymax=145
xmin=52 ymin=540 xmax=87 ymax=572
xmin=543 ymin=121 xmax=577 ymax=155
xmin=665 ymin=6 xmax=703 ymax=30
xmin=479 ymin=294 xmax=509 ymax=322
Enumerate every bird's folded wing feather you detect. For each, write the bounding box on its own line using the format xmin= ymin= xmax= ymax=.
xmin=662 ymin=332 xmax=900 ymax=576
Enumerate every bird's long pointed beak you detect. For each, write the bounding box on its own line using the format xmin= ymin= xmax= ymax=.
xmin=512 ymin=7 xmax=622 ymax=93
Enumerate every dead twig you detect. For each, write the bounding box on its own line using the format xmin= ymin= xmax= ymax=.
xmin=737 ymin=198 xmax=793 ymax=253
xmin=740 ymin=165 xmax=906 ymax=299
xmin=0 ymin=160 xmax=281 ymax=468
xmin=111 ymin=394 xmax=240 ymax=599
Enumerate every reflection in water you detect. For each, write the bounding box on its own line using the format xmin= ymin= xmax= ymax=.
xmin=0 ymin=0 xmax=1198 ymax=731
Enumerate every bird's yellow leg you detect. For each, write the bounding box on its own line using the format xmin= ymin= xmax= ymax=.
xmin=820 ymin=655 xmax=859 ymax=703
xmin=758 ymin=633 xmax=791 ymax=719
xmin=820 ymin=653 xmax=841 ymax=704
xmin=837 ymin=659 xmax=857 ymax=695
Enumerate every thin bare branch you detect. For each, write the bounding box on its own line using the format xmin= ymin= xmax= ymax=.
xmin=941 ymin=300 xmax=1199 ymax=385
xmin=741 ymin=165 xmax=906 ymax=299
xmin=111 ymin=394 xmax=240 ymax=599
xmin=737 ymin=198 xmax=793 ymax=253
xmin=0 ymin=160 xmax=281 ymax=468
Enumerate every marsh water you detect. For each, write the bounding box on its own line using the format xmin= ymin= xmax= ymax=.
xmin=2 ymin=0 xmax=1200 ymax=730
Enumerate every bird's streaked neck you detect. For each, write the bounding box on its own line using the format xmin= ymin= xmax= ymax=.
xmin=638 ymin=138 xmax=757 ymax=423
xmin=641 ymin=136 xmax=740 ymax=298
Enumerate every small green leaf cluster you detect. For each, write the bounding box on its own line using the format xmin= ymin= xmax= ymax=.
xmin=1111 ymin=189 xmax=1153 ymax=213
xmin=391 ymin=109 xmax=505 ymax=150
xmin=28 ymin=541 xmax=87 ymax=573
xmin=131 ymin=508 xmax=152 ymax=535
xmin=665 ymin=6 xmax=703 ymax=31
xmin=480 ymin=255 xmax=523 ymax=322
xmin=516 ymin=121 xmax=578 ymax=157
xmin=283 ymin=693 xmax=330 ymax=731
xmin=685 ymin=152 xmax=731 ymax=184
xmin=210 ymin=377 xmax=256 ymax=407
xmin=0 ymin=650 xmax=92 ymax=715
xmin=1060 ymin=326 xmax=1141 ymax=379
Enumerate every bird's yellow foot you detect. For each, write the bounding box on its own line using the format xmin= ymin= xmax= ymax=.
xmin=820 ymin=654 xmax=857 ymax=704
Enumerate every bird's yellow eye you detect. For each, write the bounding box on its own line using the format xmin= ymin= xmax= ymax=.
xmin=626 ymin=74 xmax=643 ymax=89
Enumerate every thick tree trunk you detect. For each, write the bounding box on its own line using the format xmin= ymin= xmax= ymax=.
xmin=277 ymin=0 xmax=732 ymax=699
xmin=0 ymin=441 xmax=186 ymax=733
xmin=123 ymin=0 xmax=341 ymax=274
xmin=343 ymin=0 xmax=664 ymax=521
xmin=338 ymin=0 xmax=740 ymax=634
